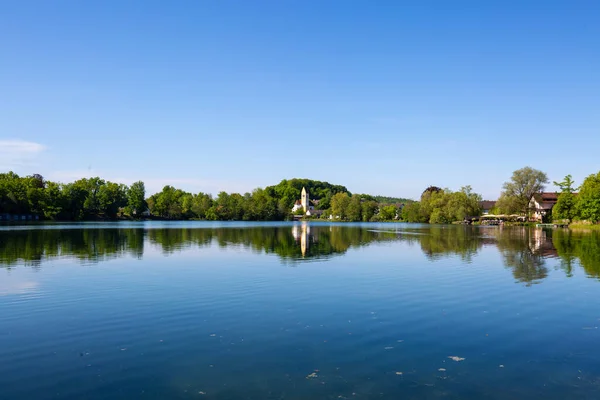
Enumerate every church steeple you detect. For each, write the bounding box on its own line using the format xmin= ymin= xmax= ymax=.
xmin=301 ymin=187 xmax=309 ymax=212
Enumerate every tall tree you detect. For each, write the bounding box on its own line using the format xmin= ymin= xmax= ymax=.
xmin=576 ymin=171 xmax=600 ymax=222
xmin=553 ymin=174 xmax=577 ymax=193
xmin=346 ymin=195 xmax=363 ymax=222
xmin=77 ymin=177 xmax=106 ymax=216
xmin=501 ymin=167 xmax=549 ymax=216
xmin=98 ymin=182 xmax=128 ymax=218
xmin=190 ymin=192 xmax=213 ymax=219
xmin=379 ymin=204 xmax=398 ymax=221
xmin=126 ymin=181 xmax=147 ymax=217
xmin=400 ymin=202 xmax=424 ymax=223
xmin=552 ymin=175 xmax=578 ymax=222
xmin=331 ymin=192 xmax=350 ymax=220
xmin=361 ymin=200 xmax=378 ymax=222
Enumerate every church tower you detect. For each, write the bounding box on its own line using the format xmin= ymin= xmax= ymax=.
xmin=301 ymin=187 xmax=309 ymax=212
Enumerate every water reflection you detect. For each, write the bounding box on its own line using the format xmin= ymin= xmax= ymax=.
xmin=1 ymin=223 xmax=599 ymax=283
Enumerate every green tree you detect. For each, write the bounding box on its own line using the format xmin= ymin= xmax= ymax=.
xmin=61 ymin=181 xmax=88 ymax=220
xmin=98 ymin=182 xmax=128 ymax=218
xmin=149 ymin=185 xmax=187 ymax=219
xmin=401 ymin=202 xmax=424 ymax=222
xmin=331 ymin=192 xmax=350 ymax=219
xmin=42 ymin=181 xmax=65 ymax=219
xmin=495 ymin=192 xmax=520 ymax=214
xmin=552 ymin=175 xmax=578 ymax=222
xmin=361 ymin=200 xmax=378 ymax=222
xmin=347 ymin=195 xmax=362 ymax=221
xmin=501 ymin=167 xmax=549 ymax=216
xmin=576 ymin=171 xmax=600 ymax=222
xmin=80 ymin=177 xmax=106 ymax=215
xmin=421 ymin=188 xmax=450 ymax=223
xmin=445 ymin=186 xmax=482 ymax=221
xmin=553 ymin=174 xmax=577 ymax=193
xmin=126 ymin=181 xmax=147 ymax=217
xmin=190 ymin=192 xmax=213 ymax=219
xmin=379 ymin=204 xmax=398 ymax=220
xmin=246 ymin=188 xmax=281 ymax=220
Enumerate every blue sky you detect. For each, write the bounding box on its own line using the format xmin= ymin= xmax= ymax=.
xmin=1 ymin=1 xmax=598 ymax=199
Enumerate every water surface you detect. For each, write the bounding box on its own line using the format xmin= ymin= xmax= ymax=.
xmin=1 ymin=222 xmax=599 ymax=399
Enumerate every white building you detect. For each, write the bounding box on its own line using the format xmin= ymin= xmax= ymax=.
xmin=291 ymin=187 xmax=315 ymax=214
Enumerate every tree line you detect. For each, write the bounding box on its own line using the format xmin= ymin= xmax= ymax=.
xmin=0 ymin=172 xmax=146 ymax=220
xmin=400 ymin=185 xmax=482 ymax=223
xmin=2 ymin=168 xmax=599 ymax=223
xmin=0 ymin=173 xmax=405 ymax=221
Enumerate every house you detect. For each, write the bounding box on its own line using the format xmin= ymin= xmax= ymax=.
xmin=529 ymin=192 xmax=559 ymax=221
xmin=291 ymin=200 xmax=303 ymax=213
xmin=480 ymin=200 xmax=496 ymax=215
xmin=306 ymin=209 xmax=323 ymax=217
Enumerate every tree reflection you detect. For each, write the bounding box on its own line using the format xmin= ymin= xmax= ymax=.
xmin=492 ymin=227 xmax=549 ymax=286
xmin=417 ymin=225 xmax=482 ymax=262
xmin=553 ymin=228 xmax=600 ymax=279
xmin=0 ymin=228 xmax=145 ymax=267
xmin=1 ymin=224 xmax=599 ymax=284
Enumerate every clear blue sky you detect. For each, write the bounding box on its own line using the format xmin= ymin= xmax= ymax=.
xmin=1 ymin=1 xmax=598 ymax=199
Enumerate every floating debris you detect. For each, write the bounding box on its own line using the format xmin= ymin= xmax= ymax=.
xmin=120 ymin=348 xmax=127 ymax=351
xmin=397 ymin=340 xmax=404 ymax=343
xmin=384 ymin=347 xmax=394 ymax=350
xmin=499 ymin=365 xmax=504 ymax=368
xmin=210 ymin=334 xmax=216 ymax=337
xmin=448 ymin=356 xmax=465 ymax=362
xmin=198 ymin=391 xmax=206 ymax=395
xmin=395 ymin=371 xmax=403 ymax=376
xmin=306 ymin=371 xmax=319 ymax=379
xmin=438 ymin=368 xmax=446 ymax=372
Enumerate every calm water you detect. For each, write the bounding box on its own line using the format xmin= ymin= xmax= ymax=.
xmin=1 ymin=222 xmax=599 ymax=399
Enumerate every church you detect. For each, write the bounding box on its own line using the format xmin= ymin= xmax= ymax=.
xmin=291 ymin=187 xmax=323 ymax=216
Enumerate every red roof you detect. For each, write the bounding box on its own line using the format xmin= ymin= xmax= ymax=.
xmin=539 ymin=192 xmax=558 ymax=201
xmin=480 ymin=200 xmax=496 ymax=210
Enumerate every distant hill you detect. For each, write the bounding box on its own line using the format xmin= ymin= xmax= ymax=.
xmin=372 ymin=195 xmax=414 ymax=204
xmin=265 ymin=178 xmax=412 ymax=208
xmin=266 ymin=178 xmax=348 ymax=208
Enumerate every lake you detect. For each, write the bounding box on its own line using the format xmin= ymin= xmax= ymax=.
xmin=1 ymin=222 xmax=599 ymax=399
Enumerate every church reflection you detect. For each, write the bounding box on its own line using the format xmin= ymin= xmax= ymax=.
xmin=291 ymin=223 xmax=311 ymax=257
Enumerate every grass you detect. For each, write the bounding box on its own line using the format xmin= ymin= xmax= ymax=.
xmin=569 ymin=223 xmax=600 ymax=231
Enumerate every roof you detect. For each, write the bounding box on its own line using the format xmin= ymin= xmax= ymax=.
xmin=294 ymin=200 xmax=302 ymax=205
xmin=480 ymin=200 xmax=496 ymax=210
xmin=535 ymin=192 xmax=559 ymax=202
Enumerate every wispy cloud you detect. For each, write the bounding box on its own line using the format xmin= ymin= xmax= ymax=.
xmin=0 ymin=139 xmax=46 ymax=169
